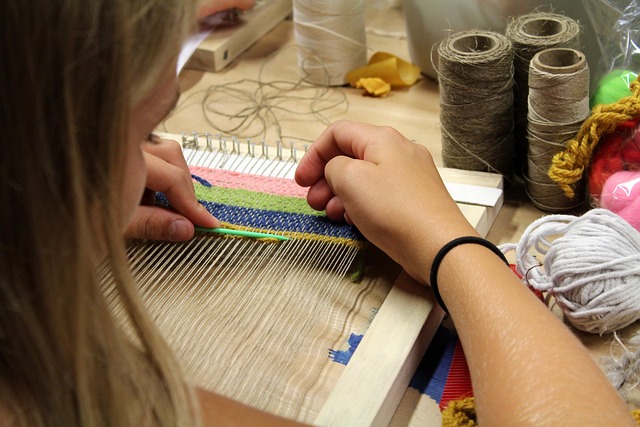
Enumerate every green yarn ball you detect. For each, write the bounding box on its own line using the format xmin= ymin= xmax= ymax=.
xmin=590 ymin=69 xmax=638 ymax=108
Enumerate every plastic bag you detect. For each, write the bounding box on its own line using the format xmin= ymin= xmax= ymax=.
xmin=585 ymin=0 xmax=640 ymax=75
xmin=588 ymin=117 xmax=640 ymax=231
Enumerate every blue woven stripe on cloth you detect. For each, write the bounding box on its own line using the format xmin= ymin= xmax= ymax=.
xmin=155 ymin=192 xmax=362 ymax=241
xmin=200 ymin=201 xmax=362 ymax=240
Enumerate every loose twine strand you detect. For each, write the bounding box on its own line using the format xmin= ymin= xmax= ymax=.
xmin=601 ymin=332 xmax=640 ymax=407
xmin=437 ymin=30 xmax=515 ymax=179
xmin=506 ymin=11 xmax=581 ymax=175
xmin=164 ymin=46 xmax=350 ymax=143
xmin=525 ymin=48 xmax=590 ymax=212
xmin=500 ymin=208 xmax=640 ymax=335
xmin=163 ymin=0 xmax=372 ymax=142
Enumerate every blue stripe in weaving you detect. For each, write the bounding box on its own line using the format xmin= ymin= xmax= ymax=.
xmin=200 ymin=201 xmax=362 ymax=240
xmin=155 ymin=193 xmax=361 ymax=240
xmin=191 ymin=174 xmax=212 ymax=187
xmin=409 ymin=325 xmax=458 ymax=402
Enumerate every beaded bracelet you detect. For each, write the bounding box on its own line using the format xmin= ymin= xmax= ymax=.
xmin=429 ymin=236 xmax=510 ymax=314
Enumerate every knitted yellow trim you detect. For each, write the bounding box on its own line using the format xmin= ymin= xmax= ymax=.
xmin=441 ymin=397 xmax=477 ymax=427
xmin=442 ymin=397 xmax=640 ymax=426
xmin=548 ymin=75 xmax=640 ymax=199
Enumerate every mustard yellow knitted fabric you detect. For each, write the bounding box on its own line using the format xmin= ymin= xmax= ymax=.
xmin=548 ymin=75 xmax=640 ymax=199
xmin=441 ymin=397 xmax=477 ymax=427
xmin=442 ymin=398 xmax=640 ymax=426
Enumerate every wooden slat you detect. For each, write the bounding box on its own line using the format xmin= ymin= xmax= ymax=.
xmin=315 ymin=272 xmax=444 ymax=427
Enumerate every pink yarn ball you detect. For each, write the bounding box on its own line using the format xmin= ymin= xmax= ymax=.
xmin=600 ymin=170 xmax=640 ymax=231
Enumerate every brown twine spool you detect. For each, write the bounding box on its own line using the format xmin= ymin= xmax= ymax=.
xmin=437 ymin=30 xmax=514 ymax=178
xmin=526 ymin=48 xmax=590 ymax=212
xmin=506 ymin=11 xmax=581 ymax=176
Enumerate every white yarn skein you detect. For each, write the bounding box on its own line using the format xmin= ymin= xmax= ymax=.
xmin=292 ymin=0 xmax=367 ymax=86
xmin=500 ymin=208 xmax=640 ymax=335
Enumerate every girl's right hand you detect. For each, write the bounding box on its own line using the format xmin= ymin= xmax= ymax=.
xmin=295 ymin=120 xmax=478 ymax=285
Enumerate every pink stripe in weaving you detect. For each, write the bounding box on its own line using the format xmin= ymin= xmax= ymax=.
xmin=189 ymin=166 xmax=308 ymax=198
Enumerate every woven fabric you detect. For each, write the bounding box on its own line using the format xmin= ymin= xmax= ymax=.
xmin=157 ymin=167 xmax=363 ymax=246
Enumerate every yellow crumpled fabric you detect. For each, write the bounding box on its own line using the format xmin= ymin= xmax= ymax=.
xmin=354 ymin=77 xmax=391 ymax=97
xmin=346 ymin=51 xmax=421 ymax=97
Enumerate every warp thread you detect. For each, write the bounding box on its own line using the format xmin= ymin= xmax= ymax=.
xmin=437 ymin=30 xmax=515 ymax=178
xmin=500 ymin=208 xmax=640 ymax=335
xmin=549 ymin=75 xmax=640 ymax=199
xmin=506 ymin=11 xmax=581 ymax=175
xmin=525 ymin=48 xmax=590 ymax=212
xmin=292 ymin=0 xmax=367 ymax=86
xmin=119 ymin=136 xmax=375 ymax=419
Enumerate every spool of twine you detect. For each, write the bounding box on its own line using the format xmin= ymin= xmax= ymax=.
xmin=526 ymin=48 xmax=590 ymax=212
xmin=506 ymin=11 xmax=580 ymax=175
xmin=437 ymin=30 xmax=514 ymax=177
xmin=292 ymin=0 xmax=367 ymax=86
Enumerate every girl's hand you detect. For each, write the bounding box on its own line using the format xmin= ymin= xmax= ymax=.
xmin=125 ymin=137 xmax=220 ymax=241
xmin=295 ymin=120 xmax=477 ymax=284
xmin=197 ymin=0 xmax=255 ymax=19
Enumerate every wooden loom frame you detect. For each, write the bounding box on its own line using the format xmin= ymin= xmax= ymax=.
xmin=160 ymin=133 xmax=504 ymax=426
xmin=315 ymin=167 xmax=503 ymax=427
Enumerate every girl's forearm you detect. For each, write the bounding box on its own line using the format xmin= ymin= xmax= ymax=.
xmin=436 ymin=243 xmax=633 ymax=426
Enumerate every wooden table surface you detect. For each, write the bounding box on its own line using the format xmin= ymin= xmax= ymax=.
xmin=160 ymin=5 xmax=639 ymax=420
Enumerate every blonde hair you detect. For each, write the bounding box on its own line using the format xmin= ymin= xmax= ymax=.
xmin=0 ymin=0 xmax=198 ymax=425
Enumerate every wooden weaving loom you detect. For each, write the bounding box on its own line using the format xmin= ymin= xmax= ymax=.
xmin=117 ymin=132 xmax=503 ymax=426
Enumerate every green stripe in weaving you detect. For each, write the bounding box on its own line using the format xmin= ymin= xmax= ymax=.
xmin=195 ymin=184 xmax=323 ymax=217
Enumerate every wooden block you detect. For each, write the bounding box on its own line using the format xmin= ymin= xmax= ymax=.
xmin=438 ymin=167 xmax=503 ymax=238
xmin=185 ymin=0 xmax=292 ymax=72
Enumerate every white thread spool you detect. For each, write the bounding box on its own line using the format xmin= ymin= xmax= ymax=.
xmin=292 ymin=0 xmax=367 ymax=86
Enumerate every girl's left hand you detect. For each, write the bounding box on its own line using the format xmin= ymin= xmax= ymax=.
xmin=125 ymin=137 xmax=220 ymax=241
xmin=197 ymin=0 xmax=255 ymax=19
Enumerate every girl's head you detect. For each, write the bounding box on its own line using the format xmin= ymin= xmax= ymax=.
xmin=0 ymin=0 xmax=198 ymax=425
xmin=2 ymin=0 xmax=195 ymax=252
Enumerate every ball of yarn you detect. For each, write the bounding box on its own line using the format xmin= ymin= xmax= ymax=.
xmin=600 ymin=170 xmax=640 ymax=231
xmin=588 ymin=116 xmax=640 ymax=201
xmin=500 ymin=208 xmax=640 ymax=335
xmin=591 ymin=69 xmax=638 ymax=108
